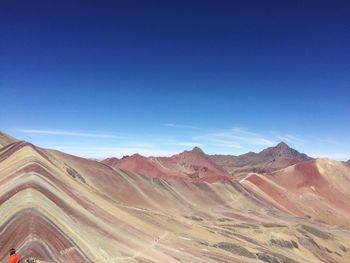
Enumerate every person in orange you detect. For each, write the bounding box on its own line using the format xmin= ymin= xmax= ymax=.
xmin=9 ymin=248 xmax=20 ymax=263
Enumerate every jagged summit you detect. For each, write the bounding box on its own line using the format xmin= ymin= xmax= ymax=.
xmin=178 ymin=146 xmax=206 ymax=157
xmin=191 ymin=146 xmax=205 ymax=154
xmin=276 ymin=141 xmax=289 ymax=148
xmin=260 ymin=142 xmax=310 ymax=160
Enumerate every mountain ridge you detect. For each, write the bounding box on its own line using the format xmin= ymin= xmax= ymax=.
xmin=103 ymin=146 xmax=231 ymax=182
xmin=102 ymin=142 xmax=312 ymax=179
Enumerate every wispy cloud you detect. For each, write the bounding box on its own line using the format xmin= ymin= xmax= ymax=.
xmin=174 ymin=141 xmax=202 ymax=147
xmin=277 ymin=134 xmax=304 ymax=145
xmin=164 ymin=123 xmax=198 ymax=129
xmin=54 ymin=146 xmax=177 ymax=159
xmin=127 ymin=143 xmax=154 ymax=148
xmin=310 ymin=137 xmax=340 ymax=145
xmin=196 ymin=127 xmax=275 ymax=148
xmin=14 ymin=129 xmax=119 ymax=138
xmin=211 ymin=143 xmax=242 ymax=149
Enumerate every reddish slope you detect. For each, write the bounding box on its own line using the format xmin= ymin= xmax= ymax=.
xmin=103 ymin=147 xmax=231 ymax=182
xmin=153 ymin=147 xmax=230 ymax=182
xmin=241 ymin=159 xmax=350 ymax=226
xmin=108 ymin=153 xmax=179 ymax=179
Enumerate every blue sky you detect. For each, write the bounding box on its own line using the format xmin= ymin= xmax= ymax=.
xmin=1 ymin=1 xmax=349 ymax=159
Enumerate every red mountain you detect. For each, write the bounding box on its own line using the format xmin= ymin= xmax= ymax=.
xmin=102 ymin=147 xmax=231 ymax=182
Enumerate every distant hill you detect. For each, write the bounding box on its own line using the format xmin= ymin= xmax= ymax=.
xmin=101 ymin=157 xmax=119 ymax=166
xmin=102 ymin=142 xmax=312 ymax=179
xmin=102 ymin=147 xmax=230 ymax=182
xmin=209 ymin=142 xmax=312 ymax=178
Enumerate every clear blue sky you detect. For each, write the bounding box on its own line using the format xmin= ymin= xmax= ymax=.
xmin=1 ymin=1 xmax=349 ymax=159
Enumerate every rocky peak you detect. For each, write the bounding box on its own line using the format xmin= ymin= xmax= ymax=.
xmin=276 ymin=142 xmax=289 ymax=149
xmin=260 ymin=142 xmax=310 ymax=160
xmin=191 ymin=146 xmax=205 ymax=154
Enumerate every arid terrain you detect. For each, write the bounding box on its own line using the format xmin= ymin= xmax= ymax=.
xmin=1 ymin=132 xmax=350 ymax=263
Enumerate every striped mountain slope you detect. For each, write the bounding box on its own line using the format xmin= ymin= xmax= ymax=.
xmin=0 ymin=133 xmax=350 ymax=262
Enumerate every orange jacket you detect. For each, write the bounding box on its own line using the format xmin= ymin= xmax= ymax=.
xmin=9 ymin=254 xmax=20 ymax=263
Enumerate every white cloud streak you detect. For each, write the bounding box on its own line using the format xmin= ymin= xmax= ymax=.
xmin=127 ymin=143 xmax=154 ymax=148
xmin=14 ymin=129 xmax=119 ymax=138
xmin=277 ymin=134 xmax=304 ymax=145
xmin=174 ymin=141 xmax=202 ymax=147
xmin=54 ymin=146 xmax=177 ymax=159
xmin=196 ymin=127 xmax=276 ymax=148
xmin=211 ymin=143 xmax=242 ymax=149
xmin=164 ymin=123 xmax=198 ymax=129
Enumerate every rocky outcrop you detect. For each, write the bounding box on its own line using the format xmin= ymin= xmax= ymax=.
xmin=214 ymin=242 xmax=255 ymax=258
xmin=270 ymin=239 xmax=298 ymax=249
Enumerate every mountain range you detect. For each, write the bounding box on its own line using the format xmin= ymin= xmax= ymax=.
xmin=102 ymin=146 xmax=231 ymax=182
xmin=1 ymin=131 xmax=350 ymax=263
xmin=103 ymin=142 xmax=312 ymax=179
